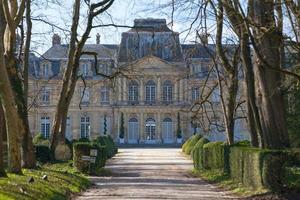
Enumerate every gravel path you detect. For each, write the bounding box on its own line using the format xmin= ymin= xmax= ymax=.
xmin=74 ymin=148 xmax=236 ymax=200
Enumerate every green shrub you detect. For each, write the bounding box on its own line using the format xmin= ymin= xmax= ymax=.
xmin=73 ymin=142 xmax=107 ymax=174
xmin=192 ymin=137 xmax=210 ymax=170
xmin=229 ymin=146 xmax=287 ymax=191
xmin=202 ymin=141 xmax=229 ymax=172
xmin=33 ymin=133 xmax=49 ymax=145
xmin=182 ymin=134 xmax=202 ymax=155
xmin=35 ymin=145 xmax=51 ymax=163
xmin=93 ymin=135 xmax=117 ymax=158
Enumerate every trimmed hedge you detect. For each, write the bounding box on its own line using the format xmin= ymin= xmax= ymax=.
xmin=92 ymin=135 xmax=117 ymax=158
xmin=73 ymin=142 xmax=106 ymax=174
xmin=182 ymin=134 xmax=202 ymax=155
xmin=202 ymin=141 xmax=229 ymax=172
xmin=35 ymin=145 xmax=51 ymax=163
xmin=192 ymin=137 xmax=210 ymax=170
xmin=187 ymin=138 xmax=288 ymax=191
xmin=229 ymin=147 xmax=287 ymax=191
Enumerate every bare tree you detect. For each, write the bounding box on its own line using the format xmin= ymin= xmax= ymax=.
xmin=50 ymin=0 xmax=115 ymax=152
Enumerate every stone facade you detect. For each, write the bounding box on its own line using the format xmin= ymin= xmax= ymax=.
xmin=28 ymin=18 xmax=249 ymax=144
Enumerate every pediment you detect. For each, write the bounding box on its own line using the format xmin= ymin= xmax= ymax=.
xmin=120 ymin=55 xmax=186 ymax=73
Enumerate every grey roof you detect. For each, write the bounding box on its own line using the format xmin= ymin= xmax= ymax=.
xmin=181 ymin=44 xmax=215 ymax=59
xmin=41 ymin=43 xmax=116 ymax=60
xmin=127 ymin=18 xmax=172 ymax=32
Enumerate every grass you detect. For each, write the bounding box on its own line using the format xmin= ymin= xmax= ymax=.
xmin=0 ymin=161 xmax=90 ymax=200
xmin=190 ymin=169 xmax=268 ymax=197
xmin=284 ymin=166 xmax=300 ymax=191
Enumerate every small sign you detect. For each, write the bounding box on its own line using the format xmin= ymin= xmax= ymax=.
xmin=90 ymin=157 xmax=96 ymax=164
xmin=81 ymin=155 xmax=90 ymax=161
xmin=90 ymin=149 xmax=98 ymax=157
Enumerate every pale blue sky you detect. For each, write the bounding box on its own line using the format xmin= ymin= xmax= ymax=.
xmin=30 ymin=0 xmax=242 ymax=55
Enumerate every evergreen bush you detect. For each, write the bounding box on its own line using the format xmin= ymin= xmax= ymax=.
xmin=35 ymin=145 xmax=51 ymax=163
xmin=183 ymin=133 xmax=202 ymax=155
xmin=192 ymin=137 xmax=210 ymax=170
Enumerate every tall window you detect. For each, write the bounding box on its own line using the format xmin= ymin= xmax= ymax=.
xmin=128 ymin=80 xmax=139 ymax=104
xmin=212 ymin=87 xmax=220 ymax=103
xmin=100 ymin=86 xmax=110 ymax=104
xmin=40 ymin=86 xmax=50 ymax=104
xmin=80 ymin=87 xmax=90 ymax=104
xmin=40 ymin=116 xmax=50 ymax=139
xmin=80 ymin=116 xmax=90 ymax=138
xmin=162 ymin=80 xmax=173 ymax=103
xmin=81 ymin=63 xmax=89 ymax=77
xmin=42 ymin=63 xmax=50 ymax=77
xmin=192 ymin=87 xmax=200 ymax=101
xmin=66 ymin=117 xmax=72 ymax=140
xmin=145 ymin=80 xmax=156 ymax=104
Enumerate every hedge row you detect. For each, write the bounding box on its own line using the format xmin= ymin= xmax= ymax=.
xmin=182 ymin=133 xmax=202 ymax=155
xmin=73 ymin=142 xmax=107 ymax=174
xmin=183 ymin=136 xmax=288 ymax=191
xmin=73 ymin=135 xmax=118 ymax=174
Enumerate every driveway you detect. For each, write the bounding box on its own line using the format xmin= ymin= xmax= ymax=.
xmin=74 ymin=148 xmax=235 ymax=200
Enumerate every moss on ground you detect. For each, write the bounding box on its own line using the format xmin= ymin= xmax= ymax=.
xmin=0 ymin=161 xmax=90 ymax=200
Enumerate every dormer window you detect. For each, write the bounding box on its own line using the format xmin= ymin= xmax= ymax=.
xmin=42 ymin=63 xmax=50 ymax=77
xmin=82 ymin=63 xmax=89 ymax=77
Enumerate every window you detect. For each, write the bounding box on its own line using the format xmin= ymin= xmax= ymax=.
xmin=100 ymin=86 xmax=110 ymax=104
xmin=192 ymin=87 xmax=200 ymax=101
xmin=162 ymin=118 xmax=173 ymax=143
xmin=128 ymin=80 xmax=139 ymax=104
xmin=145 ymin=118 xmax=156 ymax=140
xmin=80 ymin=87 xmax=90 ymax=104
xmin=145 ymin=80 xmax=156 ymax=104
xmin=42 ymin=63 xmax=50 ymax=77
xmin=128 ymin=118 xmax=139 ymax=144
xmin=66 ymin=117 xmax=72 ymax=140
xmin=211 ymin=88 xmax=220 ymax=103
xmin=40 ymin=116 xmax=50 ymax=139
xmin=40 ymin=86 xmax=50 ymax=104
xmin=80 ymin=116 xmax=90 ymax=138
xmin=162 ymin=80 xmax=173 ymax=103
xmin=81 ymin=63 xmax=89 ymax=77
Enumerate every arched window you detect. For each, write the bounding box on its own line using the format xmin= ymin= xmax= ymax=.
xmin=145 ymin=80 xmax=156 ymax=104
xmin=162 ymin=80 xmax=173 ymax=103
xmin=128 ymin=118 xmax=139 ymax=143
xmin=145 ymin=118 xmax=156 ymax=140
xmin=128 ymin=80 xmax=139 ymax=104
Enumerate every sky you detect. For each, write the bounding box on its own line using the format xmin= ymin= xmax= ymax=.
xmin=30 ymin=0 xmax=194 ymax=55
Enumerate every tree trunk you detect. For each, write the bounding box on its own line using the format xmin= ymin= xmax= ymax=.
xmin=249 ymin=0 xmax=290 ymax=148
xmin=0 ymin=103 xmax=6 ymax=176
xmin=240 ymin=31 xmax=261 ymax=147
xmin=21 ymin=0 xmax=36 ymax=168
xmin=50 ymin=0 xmax=81 ymax=152
xmin=0 ymin=47 xmax=22 ymax=174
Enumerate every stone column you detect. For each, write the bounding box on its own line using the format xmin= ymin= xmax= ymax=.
xmin=185 ymin=79 xmax=189 ymax=101
xmin=124 ymin=112 xmax=128 ymax=143
xmin=118 ymin=77 xmax=122 ymax=102
xmin=174 ymin=80 xmax=178 ymax=102
xmin=179 ymin=80 xmax=183 ymax=101
xmin=157 ymin=112 xmax=161 ymax=143
xmin=157 ymin=77 xmax=161 ymax=103
xmin=123 ymin=77 xmax=127 ymax=103
xmin=140 ymin=78 xmax=144 ymax=104
xmin=139 ymin=113 xmax=144 ymax=143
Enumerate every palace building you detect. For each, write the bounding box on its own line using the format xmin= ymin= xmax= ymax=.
xmin=28 ymin=18 xmax=249 ymax=144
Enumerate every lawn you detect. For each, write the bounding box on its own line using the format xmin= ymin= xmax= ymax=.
xmin=0 ymin=161 xmax=90 ymax=200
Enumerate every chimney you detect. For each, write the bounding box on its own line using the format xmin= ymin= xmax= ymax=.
xmin=196 ymin=32 xmax=209 ymax=45
xmin=52 ymin=34 xmax=61 ymax=46
xmin=96 ymin=33 xmax=100 ymax=44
